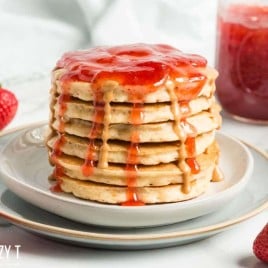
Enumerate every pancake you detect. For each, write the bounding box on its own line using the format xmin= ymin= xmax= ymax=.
xmin=52 ymin=66 xmax=217 ymax=104
xmin=47 ymin=131 xmax=215 ymax=165
xmin=49 ymin=140 xmax=219 ymax=187
xmin=51 ymin=109 xmax=220 ymax=143
xmin=47 ymin=43 xmax=222 ymax=205
xmin=57 ymin=173 xmax=212 ymax=204
xmin=53 ymin=95 xmax=216 ymax=124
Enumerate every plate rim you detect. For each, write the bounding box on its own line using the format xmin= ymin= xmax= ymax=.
xmin=0 ymin=121 xmax=267 ymax=242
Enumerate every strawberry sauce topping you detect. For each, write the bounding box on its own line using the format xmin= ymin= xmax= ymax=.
xmin=56 ymin=43 xmax=207 ymax=99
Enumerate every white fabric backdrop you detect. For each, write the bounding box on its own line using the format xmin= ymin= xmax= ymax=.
xmin=0 ymin=0 xmax=217 ymax=85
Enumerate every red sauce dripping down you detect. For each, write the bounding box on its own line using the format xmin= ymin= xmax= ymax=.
xmin=180 ymin=103 xmax=200 ymax=176
xmin=82 ymin=141 xmax=96 ymax=177
xmin=51 ymin=135 xmax=65 ymax=164
xmin=55 ymin=44 xmax=207 ymax=203
xmin=186 ymin=158 xmax=200 ymax=174
xmin=129 ymin=103 xmax=144 ymax=125
xmin=50 ymin=166 xmax=64 ymax=192
xmin=122 ymin=155 xmax=144 ymax=207
xmin=50 ymin=82 xmax=70 ymax=192
xmin=122 ymin=110 xmax=145 ymax=206
xmin=185 ymin=136 xmax=196 ymax=158
xmin=185 ymin=135 xmax=200 ymax=174
xmin=50 ymin=182 xmax=62 ymax=193
xmin=121 ymin=188 xmax=144 ymax=206
xmin=175 ymin=76 xmax=207 ymax=102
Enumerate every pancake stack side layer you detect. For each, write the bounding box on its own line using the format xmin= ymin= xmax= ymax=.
xmin=46 ymin=43 xmax=222 ymax=205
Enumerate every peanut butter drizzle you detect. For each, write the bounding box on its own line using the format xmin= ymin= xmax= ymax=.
xmin=212 ymin=166 xmax=223 ymax=182
xmin=211 ymin=153 xmax=223 ymax=183
xmin=98 ymin=88 xmax=113 ymax=168
xmin=166 ymin=81 xmax=199 ymax=194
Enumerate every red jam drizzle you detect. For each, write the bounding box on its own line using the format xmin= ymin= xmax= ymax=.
xmin=51 ymin=135 xmax=65 ymax=164
xmin=175 ymin=76 xmax=206 ymax=102
xmin=82 ymin=141 xmax=96 ymax=177
xmin=122 ymin=105 xmax=145 ymax=206
xmin=185 ymin=158 xmax=200 ymax=174
xmin=180 ymin=107 xmax=200 ymax=177
xmin=55 ymin=44 xmax=207 ymax=204
xmin=185 ymin=133 xmax=200 ymax=175
xmin=56 ymin=43 xmax=207 ymax=95
xmin=125 ymin=104 xmax=143 ymax=204
xmin=185 ymin=136 xmax=196 ymax=158
xmin=50 ymin=82 xmax=70 ymax=191
xmin=216 ymin=5 xmax=268 ymax=120
xmin=50 ymin=166 xmax=64 ymax=192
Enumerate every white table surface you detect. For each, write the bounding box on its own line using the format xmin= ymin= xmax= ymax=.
xmin=0 ymin=77 xmax=267 ymax=268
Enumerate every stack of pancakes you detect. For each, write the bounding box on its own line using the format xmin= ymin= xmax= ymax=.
xmin=46 ymin=44 xmax=222 ymax=205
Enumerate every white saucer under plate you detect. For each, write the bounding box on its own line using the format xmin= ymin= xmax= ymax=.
xmin=0 ymin=123 xmax=267 ymax=249
xmin=0 ymin=122 xmax=254 ymax=229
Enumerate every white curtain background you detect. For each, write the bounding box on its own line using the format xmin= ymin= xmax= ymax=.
xmin=0 ymin=0 xmax=217 ymax=85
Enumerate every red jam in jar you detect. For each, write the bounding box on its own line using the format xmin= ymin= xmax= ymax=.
xmin=216 ymin=5 xmax=268 ymax=122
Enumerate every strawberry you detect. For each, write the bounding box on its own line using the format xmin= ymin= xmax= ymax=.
xmin=253 ymin=223 xmax=268 ymax=263
xmin=0 ymin=85 xmax=18 ymax=130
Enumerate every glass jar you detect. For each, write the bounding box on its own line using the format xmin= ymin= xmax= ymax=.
xmin=216 ymin=0 xmax=268 ymax=123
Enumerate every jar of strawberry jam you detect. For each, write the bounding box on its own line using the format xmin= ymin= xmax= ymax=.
xmin=216 ymin=0 xmax=268 ymax=123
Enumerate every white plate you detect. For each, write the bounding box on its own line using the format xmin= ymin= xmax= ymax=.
xmin=0 ymin=123 xmax=267 ymax=249
xmin=0 ymin=122 xmax=254 ymax=228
